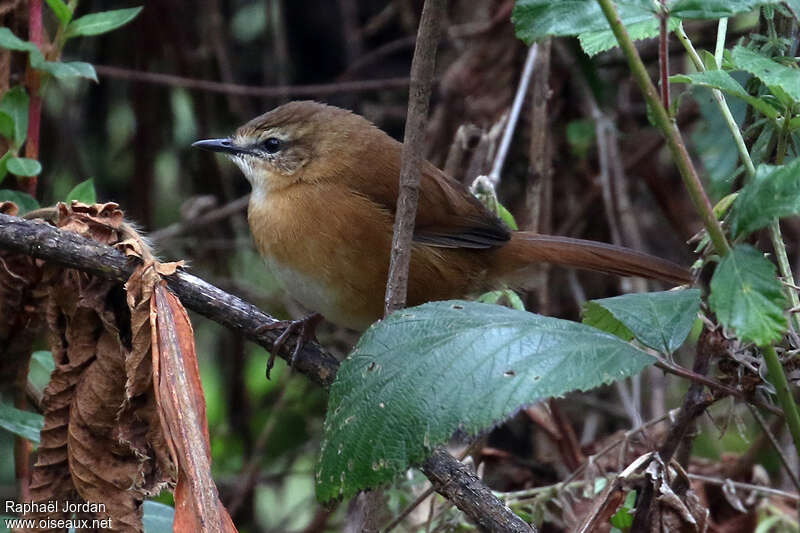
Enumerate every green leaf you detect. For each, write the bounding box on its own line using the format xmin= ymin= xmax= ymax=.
xmin=316 ymin=301 xmax=655 ymax=502
xmin=787 ymin=0 xmax=800 ymax=20
xmin=0 ymin=189 xmax=40 ymax=213
xmin=583 ymin=290 xmax=701 ymax=354
xmin=476 ymin=289 xmax=526 ymax=310
xmin=0 ymin=27 xmax=38 ymax=53
xmin=729 ymin=160 xmax=800 ymax=238
xmin=30 ymin=55 xmax=97 ymax=82
xmin=0 ymin=151 xmax=11 ymax=184
xmin=579 ymin=17 xmax=679 ymax=57
xmin=512 ymin=0 xmax=656 ymax=44
xmin=65 ymin=7 xmax=143 ymax=38
xmin=670 ymin=0 xmax=773 ymax=19
xmin=709 ymin=244 xmax=787 ymax=345
xmin=0 ymin=402 xmax=43 ymax=443
xmin=45 ymin=0 xmax=73 ymax=25
xmin=0 ymin=86 xmax=29 ymax=147
xmin=670 ymin=70 xmax=780 ymax=119
xmin=66 ymin=178 xmax=96 ymax=204
xmin=731 ymin=45 xmax=800 ymax=104
xmin=582 ymin=302 xmax=636 ymax=342
xmin=0 ymin=111 xmax=13 ymax=141
xmin=610 ymin=490 xmax=637 ymax=529
xmin=497 ymin=203 xmax=518 ymax=230
xmin=142 ymin=501 xmax=174 ymax=533
xmin=0 ymin=28 xmax=96 ymax=81
xmin=28 ymin=351 xmax=54 ymax=393
xmin=7 ymin=157 xmax=41 ymax=177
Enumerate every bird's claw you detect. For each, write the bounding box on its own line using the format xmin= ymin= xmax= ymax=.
xmin=255 ymin=313 xmax=322 ymax=379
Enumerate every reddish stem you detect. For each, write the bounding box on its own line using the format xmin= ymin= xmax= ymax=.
xmin=658 ymin=1 xmax=670 ymax=110
xmin=22 ymin=0 xmax=42 ymax=197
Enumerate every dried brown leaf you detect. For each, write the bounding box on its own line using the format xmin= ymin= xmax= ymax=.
xmin=151 ymin=283 xmax=236 ymax=533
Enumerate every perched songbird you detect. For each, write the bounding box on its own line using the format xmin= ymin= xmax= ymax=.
xmin=194 ymin=101 xmax=690 ymax=332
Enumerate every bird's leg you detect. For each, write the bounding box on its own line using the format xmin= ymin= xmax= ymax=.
xmin=256 ymin=313 xmax=323 ymax=379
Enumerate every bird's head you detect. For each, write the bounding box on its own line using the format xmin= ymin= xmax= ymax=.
xmin=193 ymin=100 xmax=379 ymax=193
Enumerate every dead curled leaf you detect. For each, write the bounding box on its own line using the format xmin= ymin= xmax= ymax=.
xmin=15 ymin=203 xmax=231 ymax=532
xmin=151 ymin=283 xmax=236 ymax=533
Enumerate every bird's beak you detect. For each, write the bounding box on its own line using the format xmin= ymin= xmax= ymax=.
xmin=191 ymin=138 xmax=248 ymax=156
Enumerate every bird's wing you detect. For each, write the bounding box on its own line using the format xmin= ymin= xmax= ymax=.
xmin=410 ymin=161 xmax=510 ymax=249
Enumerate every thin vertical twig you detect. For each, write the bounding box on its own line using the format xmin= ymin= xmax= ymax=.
xmin=657 ymin=0 xmax=670 ymax=110
xmin=487 ymin=44 xmax=538 ymax=188
xmin=384 ymin=0 xmax=447 ymax=315
xmin=22 ymin=0 xmax=42 ymax=197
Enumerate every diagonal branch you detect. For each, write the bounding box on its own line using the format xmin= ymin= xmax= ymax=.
xmin=0 ymin=212 xmax=536 ymax=532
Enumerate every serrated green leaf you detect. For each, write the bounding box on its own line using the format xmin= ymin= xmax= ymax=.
xmin=512 ymin=0 xmax=656 ymax=44
xmin=583 ymin=290 xmax=701 ymax=354
xmin=66 ymin=178 xmax=96 ymax=204
xmin=0 ymin=86 xmax=29 ymax=147
xmin=7 ymin=157 xmax=41 ymax=177
xmin=731 ymin=45 xmax=800 ymax=104
xmin=45 ymin=0 xmax=73 ymax=25
xmin=0 ymin=402 xmax=43 ymax=443
xmin=671 ymin=70 xmax=780 ymax=119
xmin=0 ymin=189 xmax=40 ymax=213
xmin=316 ymin=301 xmax=655 ymax=502
xmin=142 ymin=501 xmax=174 ymax=533
xmin=65 ymin=7 xmax=143 ymax=38
xmin=729 ymin=160 xmax=800 ymax=238
xmin=670 ymin=0 xmax=773 ymax=19
xmin=580 ymin=17 xmax=679 ymax=57
xmin=709 ymin=245 xmax=787 ymax=345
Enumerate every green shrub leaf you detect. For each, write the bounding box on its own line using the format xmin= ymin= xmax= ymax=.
xmin=0 ymin=86 xmax=29 ymax=147
xmin=0 ymin=28 xmax=96 ymax=81
xmin=670 ymin=70 xmax=780 ymax=119
xmin=7 ymin=157 xmax=41 ymax=177
xmin=0 ymin=111 xmax=13 ymax=142
xmin=579 ymin=17 xmax=679 ymax=57
xmin=583 ymin=290 xmax=701 ymax=354
xmin=142 ymin=501 xmax=175 ymax=533
xmin=709 ymin=244 xmax=787 ymax=345
xmin=670 ymin=0 xmax=773 ymax=19
xmin=512 ymin=0 xmax=656 ymax=44
xmin=45 ymin=0 xmax=73 ymax=25
xmin=316 ymin=301 xmax=655 ymax=502
xmin=729 ymin=160 xmax=800 ymax=239
xmin=66 ymin=7 xmax=143 ymax=38
xmin=66 ymin=178 xmax=97 ymax=204
xmin=731 ymin=45 xmax=800 ymax=104
xmin=0 ymin=402 xmax=43 ymax=443
xmin=0 ymin=189 xmax=40 ymax=213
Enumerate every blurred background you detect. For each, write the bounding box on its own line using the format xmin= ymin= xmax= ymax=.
xmin=3 ymin=0 xmax=795 ymax=531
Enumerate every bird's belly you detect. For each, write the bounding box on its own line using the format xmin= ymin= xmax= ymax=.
xmin=263 ymin=255 xmax=376 ymax=331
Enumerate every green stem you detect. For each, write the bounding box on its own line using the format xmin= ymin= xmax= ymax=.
xmin=596 ymin=0 xmax=730 ymax=256
xmin=678 ymin=22 xmax=800 ymax=331
xmin=762 ymin=345 xmax=800 ymax=456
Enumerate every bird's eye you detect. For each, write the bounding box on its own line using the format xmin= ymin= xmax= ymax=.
xmin=262 ymin=137 xmax=282 ymax=154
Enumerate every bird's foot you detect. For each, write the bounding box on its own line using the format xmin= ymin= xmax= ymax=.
xmin=256 ymin=313 xmax=323 ymax=379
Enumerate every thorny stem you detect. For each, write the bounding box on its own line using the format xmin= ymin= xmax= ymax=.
xmin=595 ymin=0 xmax=730 ymax=255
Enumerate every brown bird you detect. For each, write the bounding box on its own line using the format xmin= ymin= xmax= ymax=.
xmin=193 ymin=101 xmax=690 ymax=332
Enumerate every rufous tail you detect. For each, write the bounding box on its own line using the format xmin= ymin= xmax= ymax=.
xmin=493 ymin=232 xmax=691 ymax=286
